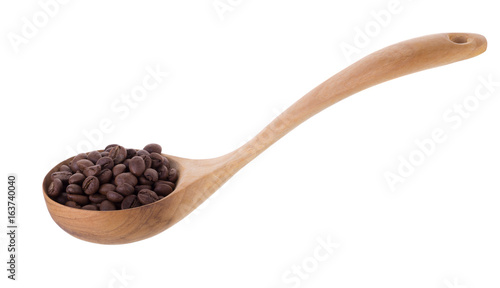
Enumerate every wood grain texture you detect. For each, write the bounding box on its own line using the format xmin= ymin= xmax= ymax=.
xmin=42 ymin=33 xmax=487 ymax=244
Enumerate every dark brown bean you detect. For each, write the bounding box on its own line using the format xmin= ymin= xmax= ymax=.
xmin=66 ymin=184 xmax=84 ymax=194
xmin=154 ymin=183 xmax=173 ymax=196
xmin=100 ymin=200 xmax=116 ymax=211
xmin=65 ymin=201 xmax=80 ymax=208
xmin=144 ymin=168 xmax=158 ymax=182
xmin=126 ymin=148 xmax=137 ymax=159
xmin=105 ymin=144 xmax=118 ymax=151
xmin=67 ymin=194 xmax=89 ymax=205
xmin=157 ymin=165 xmax=169 ymax=180
xmin=55 ymin=192 xmax=67 ymax=204
xmin=87 ymin=150 xmax=102 ymax=163
xmin=136 ymin=149 xmax=150 ymax=156
xmin=99 ymin=183 xmax=116 ymax=195
xmin=141 ymin=155 xmax=152 ymax=169
xmin=129 ymin=156 xmax=146 ymax=177
xmin=150 ymin=153 xmax=164 ymax=168
xmin=89 ymin=193 xmax=107 ymax=204
xmin=83 ymin=164 xmax=101 ymax=177
xmin=112 ymin=164 xmax=126 ymax=177
xmin=121 ymin=195 xmax=141 ymax=209
xmin=100 ymin=151 xmax=109 ymax=157
xmin=51 ymin=171 xmax=73 ymax=182
xmin=82 ymin=204 xmax=98 ymax=210
xmin=47 ymin=178 xmax=63 ymax=197
xmin=168 ymin=168 xmax=178 ymax=182
xmin=59 ymin=164 xmax=72 ymax=172
xmin=82 ymin=176 xmax=99 ymax=195
xmin=116 ymin=183 xmax=134 ymax=196
xmin=76 ymin=159 xmax=94 ymax=171
xmin=106 ymin=191 xmax=124 ymax=203
xmin=109 ymin=145 xmax=127 ymax=164
xmin=70 ymin=153 xmax=88 ymax=172
xmin=156 ymin=180 xmax=176 ymax=190
xmin=114 ymin=172 xmax=138 ymax=187
xmin=123 ymin=159 xmax=131 ymax=169
xmin=162 ymin=156 xmax=170 ymax=170
xmin=137 ymin=189 xmax=159 ymax=205
xmin=134 ymin=185 xmax=152 ymax=193
xmin=97 ymin=169 xmax=113 ymax=184
xmin=96 ymin=156 xmax=114 ymax=170
xmin=138 ymin=176 xmax=154 ymax=186
xmin=144 ymin=143 xmax=162 ymax=154
xmin=69 ymin=172 xmax=86 ymax=185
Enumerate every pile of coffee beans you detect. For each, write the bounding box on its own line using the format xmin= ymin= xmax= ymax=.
xmin=46 ymin=144 xmax=178 ymax=211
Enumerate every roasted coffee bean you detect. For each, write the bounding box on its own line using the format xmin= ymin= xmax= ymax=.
xmin=66 ymin=184 xmax=84 ymax=195
xmin=67 ymin=194 xmax=89 ymax=205
xmin=154 ymin=183 xmax=173 ymax=196
xmin=48 ymin=143 xmax=178 ymax=210
xmin=47 ymin=178 xmax=63 ymax=197
xmin=76 ymin=159 xmax=94 ymax=171
xmin=138 ymin=176 xmax=154 ymax=186
xmin=83 ymin=164 xmax=101 ymax=177
xmin=99 ymin=183 xmax=116 ymax=195
xmin=105 ymin=144 xmax=118 ymax=151
xmin=109 ymin=145 xmax=127 ymax=164
xmin=144 ymin=143 xmax=162 ymax=154
xmin=70 ymin=153 xmax=88 ymax=172
xmin=69 ymin=172 xmax=86 ymax=185
xmin=97 ymin=156 xmax=114 ymax=170
xmin=114 ymin=172 xmax=138 ymax=187
xmin=51 ymin=171 xmax=73 ymax=182
xmin=134 ymin=185 xmax=152 ymax=193
xmin=89 ymin=193 xmax=107 ymax=204
xmin=156 ymin=180 xmax=176 ymax=190
xmin=121 ymin=195 xmax=140 ymax=209
xmin=82 ymin=204 xmax=98 ymax=210
xmin=137 ymin=189 xmax=159 ymax=205
xmin=116 ymin=183 xmax=134 ymax=196
xmin=144 ymin=168 xmax=158 ymax=182
xmin=162 ymin=156 xmax=170 ymax=170
xmin=137 ymin=149 xmax=150 ymax=156
xmin=65 ymin=201 xmax=80 ymax=208
xmin=141 ymin=154 xmax=152 ymax=169
xmin=112 ymin=164 xmax=126 ymax=177
xmin=168 ymin=168 xmax=178 ymax=182
xmin=88 ymin=150 xmax=102 ymax=163
xmin=82 ymin=176 xmax=99 ymax=195
xmin=126 ymin=148 xmax=137 ymax=159
xmin=98 ymin=169 xmax=113 ymax=184
xmin=123 ymin=159 xmax=131 ymax=169
xmin=59 ymin=165 xmax=72 ymax=172
xmin=157 ymin=165 xmax=169 ymax=180
xmin=55 ymin=192 xmax=67 ymax=204
xmin=107 ymin=191 xmax=124 ymax=203
xmin=129 ymin=156 xmax=146 ymax=177
xmin=100 ymin=200 xmax=116 ymax=211
xmin=150 ymin=153 xmax=164 ymax=168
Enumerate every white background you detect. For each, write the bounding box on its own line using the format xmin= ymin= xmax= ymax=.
xmin=1 ymin=0 xmax=499 ymax=287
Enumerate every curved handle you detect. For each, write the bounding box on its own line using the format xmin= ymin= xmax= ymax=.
xmin=223 ymin=33 xmax=486 ymax=173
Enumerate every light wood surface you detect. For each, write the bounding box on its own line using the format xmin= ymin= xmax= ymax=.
xmin=43 ymin=33 xmax=487 ymax=244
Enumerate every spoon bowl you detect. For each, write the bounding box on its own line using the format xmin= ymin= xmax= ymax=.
xmin=43 ymin=33 xmax=487 ymax=244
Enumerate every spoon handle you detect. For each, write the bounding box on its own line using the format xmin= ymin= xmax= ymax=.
xmin=224 ymin=33 xmax=486 ymax=173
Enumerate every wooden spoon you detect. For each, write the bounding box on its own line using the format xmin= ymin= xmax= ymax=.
xmin=43 ymin=33 xmax=487 ymax=244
